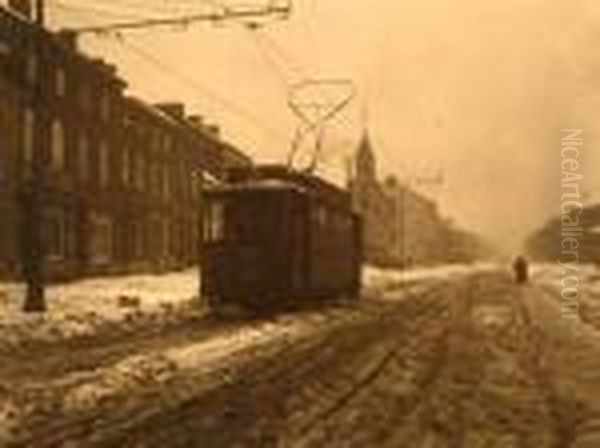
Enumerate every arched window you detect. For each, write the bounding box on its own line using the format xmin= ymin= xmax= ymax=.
xmin=51 ymin=119 xmax=65 ymax=171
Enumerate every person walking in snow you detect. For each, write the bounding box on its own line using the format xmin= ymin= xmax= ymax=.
xmin=513 ymin=255 xmax=529 ymax=284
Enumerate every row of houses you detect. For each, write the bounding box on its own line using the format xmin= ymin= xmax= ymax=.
xmin=348 ymin=131 xmax=490 ymax=267
xmin=0 ymin=4 xmax=252 ymax=281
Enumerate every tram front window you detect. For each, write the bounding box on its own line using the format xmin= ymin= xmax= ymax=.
xmin=203 ymin=198 xmax=225 ymax=243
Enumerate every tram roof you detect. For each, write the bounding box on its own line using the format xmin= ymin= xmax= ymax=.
xmin=205 ymin=178 xmax=306 ymax=195
xmin=204 ymin=165 xmax=352 ymax=211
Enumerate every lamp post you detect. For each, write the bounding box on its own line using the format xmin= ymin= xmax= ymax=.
xmin=22 ymin=0 xmax=46 ymax=312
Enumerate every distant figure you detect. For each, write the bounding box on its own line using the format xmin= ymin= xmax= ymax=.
xmin=513 ymin=255 xmax=529 ymax=284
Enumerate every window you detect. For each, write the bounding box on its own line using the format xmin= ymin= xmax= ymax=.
xmin=316 ymin=204 xmax=328 ymax=227
xmin=135 ymin=221 xmax=146 ymax=259
xmin=136 ymin=151 xmax=146 ymax=190
xmin=194 ymin=172 xmax=205 ymax=201
xmin=100 ymin=93 xmax=110 ymax=121
xmin=164 ymin=135 xmax=172 ymax=153
xmin=162 ymin=164 xmax=171 ymax=198
xmin=149 ymin=216 xmax=161 ymax=256
xmin=44 ymin=208 xmax=66 ymax=262
xmin=203 ymin=199 xmax=225 ymax=242
xmin=151 ymin=162 xmax=160 ymax=195
xmin=152 ymin=130 xmax=160 ymax=153
xmin=23 ymin=108 xmax=34 ymax=164
xmin=80 ymin=86 xmax=91 ymax=112
xmin=98 ymin=141 xmax=110 ymax=187
xmin=25 ymin=52 xmax=37 ymax=85
xmin=129 ymin=149 xmax=137 ymax=189
xmin=55 ymin=67 xmax=66 ymax=98
xmin=78 ymin=132 xmax=89 ymax=183
xmin=50 ymin=119 xmax=65 ymax=171
xmin=163 ymin=219 xmax=170 ymax=258
xmin=89 ymin=213 xmax=112 ymax=265
xmin=122 ymin=146 xmax=130 ymax=186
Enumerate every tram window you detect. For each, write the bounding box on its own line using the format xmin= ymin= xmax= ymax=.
xmin=203 ymin=199 xmax=225 ymax=242
xmin=316 ymin=204 xmax=328 ymax=227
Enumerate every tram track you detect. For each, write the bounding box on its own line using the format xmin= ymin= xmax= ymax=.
xmin=66 ymin=281 xmax=451 ymax=448
xmin=9 ymin=270 xmax=599 ymax=448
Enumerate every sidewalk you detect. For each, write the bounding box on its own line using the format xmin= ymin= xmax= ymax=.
xmin=0 ymin=270 xmax=202 ymax=356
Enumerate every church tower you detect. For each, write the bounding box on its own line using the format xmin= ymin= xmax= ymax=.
xmin=354 ymin=129 xmax=377 ymax=185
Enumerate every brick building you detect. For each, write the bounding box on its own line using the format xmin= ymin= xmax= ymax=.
xmin=0 ymin=5 xmax=251 ymax=281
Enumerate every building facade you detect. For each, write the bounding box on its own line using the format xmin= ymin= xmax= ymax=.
xmin=349 ymin=130 xmax=484 ymax=267
xmin=0 ymin=6 xmax=251 ymax=281
xmin=348 ymin=132 xmax=397 ymax=265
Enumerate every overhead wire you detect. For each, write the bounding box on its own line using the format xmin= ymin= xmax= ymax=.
xmin=246 ymin=31 xmax=291 ymax=88
xmin=48 ymin=0 xmax=311 ymax=158
xmin=46 ymin=2 xmax=289 ymax=151
xmin=117 ymin=36 xmax=289 ymax=144
xmin=47 ymin=1 xmax=154 ymax=22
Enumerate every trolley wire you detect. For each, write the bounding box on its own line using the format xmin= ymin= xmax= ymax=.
xmin=246 ymin=30 xmax=294 ymax=88
xmin=118 ymin=36 xmax=289 ymax=145
xmin=47 ymin=1 xmax=153 ymax=22
xmin=48 ymin=3 xmax=289 ymax=150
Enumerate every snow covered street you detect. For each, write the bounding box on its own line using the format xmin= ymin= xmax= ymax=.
xmin=0 ymin=264 xmax=599 ymax=447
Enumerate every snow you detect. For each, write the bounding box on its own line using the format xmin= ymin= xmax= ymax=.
xmin=0 ymin=269 xmax=201 ymax=353
xmin=1 ymin=307 xmax=365 ymax=445
xmin=61 ymin=312 xmax=334 ymax=414
xmin=533 ymin=262 xmax=600 ymax=332
xmin=0 ymin=263 xmax=500 ymax=353
xmin=363 ymin=262 xmax=499 ymax=295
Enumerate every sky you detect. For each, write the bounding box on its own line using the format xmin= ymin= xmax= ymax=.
xmin=20 ymin=0 xmax=600 ymax=252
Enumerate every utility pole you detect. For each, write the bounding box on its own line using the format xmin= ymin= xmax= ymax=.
xmin=22 ymin=0 xmax=46 ymax=312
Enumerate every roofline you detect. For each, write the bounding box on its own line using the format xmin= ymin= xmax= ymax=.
xmin=0 ymin=6 xmax=127 ymax=87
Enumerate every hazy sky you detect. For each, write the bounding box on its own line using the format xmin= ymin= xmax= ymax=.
xmin=32 ymin=0 xmax=600 ymax=251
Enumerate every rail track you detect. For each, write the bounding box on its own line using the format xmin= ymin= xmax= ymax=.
xmin=6 ymin=271 xmax=600 ymax=448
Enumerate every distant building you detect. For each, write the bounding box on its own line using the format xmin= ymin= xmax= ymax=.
xmin=0 ymin=5 xmax=252 ymax=281
xmin=348 ymin=131 xmax=397 ymax=265
xmin=383 ymin=176 xmax=446 ymax=267
xmin=348 ymin=130 xmax=485 ymax=267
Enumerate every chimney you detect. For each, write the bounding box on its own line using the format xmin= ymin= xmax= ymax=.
xmin=8 ymin=0 xmax=32 ymax=20
xmin=187 ymin=114 xmax=204 ymax=129
xmin=155 ymin=103 xmax=185 ymax=120
xmin=57 ymin=30 xmax=78 ymax=52
xmin=105 ymin=63 xmax=117 ymax=76
xmin=206 ymin=124 xmax=220 ymax=139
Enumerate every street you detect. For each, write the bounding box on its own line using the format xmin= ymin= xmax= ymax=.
xmin=2 ymin=267 xmax=600 ymax=448
xmin=1 ymin=1 xmax=598 ymax=447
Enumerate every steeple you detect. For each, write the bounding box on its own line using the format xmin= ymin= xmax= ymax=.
xmin=355 ymin=128 xmax=376 ymax=182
